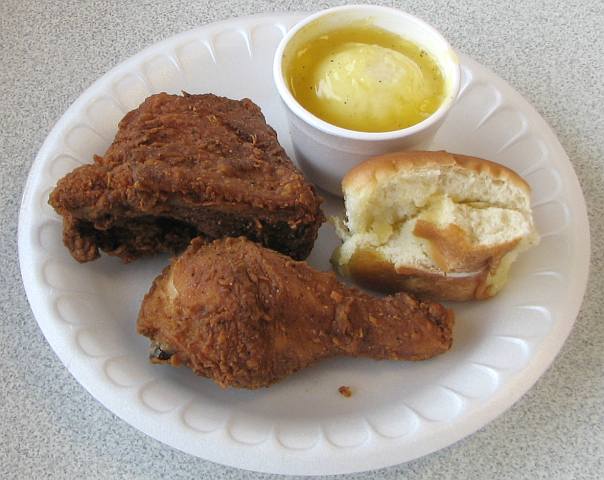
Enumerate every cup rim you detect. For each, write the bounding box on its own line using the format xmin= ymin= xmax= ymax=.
xmin=273 ymin=4 xmax=461 ymax=141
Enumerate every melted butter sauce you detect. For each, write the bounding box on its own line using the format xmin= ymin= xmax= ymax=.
xmin=284 ymin=23 xmax=445 ymax=132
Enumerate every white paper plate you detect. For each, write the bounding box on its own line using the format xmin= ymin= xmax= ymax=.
xmin=18 ymin=13 xmax=589 ymax=475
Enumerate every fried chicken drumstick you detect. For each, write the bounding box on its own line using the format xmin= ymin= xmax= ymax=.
xmin=137 ymin=237 xmax=454 ymax=389
xmin=49 ymin=93 xmax=323 ymax=262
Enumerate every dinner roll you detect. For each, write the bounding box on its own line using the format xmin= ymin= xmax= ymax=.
xmin=331 ymin=151 xmax=539 ymax=300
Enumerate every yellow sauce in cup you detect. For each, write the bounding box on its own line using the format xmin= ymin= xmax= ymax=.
xmin=284 ymin=23 xmax=445 ymax=133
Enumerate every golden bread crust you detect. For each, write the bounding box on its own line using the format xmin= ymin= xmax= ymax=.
xmin=338 ymin=248 xmax=497 ymax=301
xmin=342 ymin=150 xmax=531 ymax=194
xmin=413 ymin=220 xmax=521 ymax=273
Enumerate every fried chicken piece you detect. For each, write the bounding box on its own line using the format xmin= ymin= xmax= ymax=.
xmin=49 ymin=93 xmax=323 ymax=262
xmin=137 ymin=237 xmax=454 ymax=389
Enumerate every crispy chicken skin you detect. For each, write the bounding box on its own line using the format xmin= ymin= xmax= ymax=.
xmin=137 ymin=237 xmax=454 ymax=389
xmin=49 ymin=93 xmax=324 ymax=262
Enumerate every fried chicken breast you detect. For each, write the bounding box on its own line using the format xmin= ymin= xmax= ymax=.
xmin=137 ymin=237 xmax=454 ymax=389
xmin=49 ymin=93 xmax=324 ymax=262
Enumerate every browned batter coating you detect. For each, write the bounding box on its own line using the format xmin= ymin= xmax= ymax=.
xmin=49 ymin=93 xmax=324 ymax=262
xmin=137 ymin=237 xmax=454 ymax=389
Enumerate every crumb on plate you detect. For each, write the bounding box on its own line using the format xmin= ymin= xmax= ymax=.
xmin=338 ymin=385 xmax=352 ymax=398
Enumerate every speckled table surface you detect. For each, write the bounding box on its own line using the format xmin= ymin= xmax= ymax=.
xmin=2 ymin=0 xmax=602 ymax=478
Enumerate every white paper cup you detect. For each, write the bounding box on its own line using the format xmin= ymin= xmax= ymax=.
xmin=273 ymin=5 xmax=461 ymax=196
